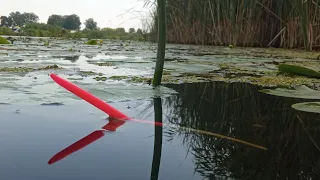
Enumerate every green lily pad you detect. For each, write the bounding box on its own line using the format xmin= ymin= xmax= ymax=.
xmin=259 ymin=85 xmax=320 ymax=99
xmin=278 ymin=64 xmax=320 ymax=78
xmin=85 ymin=39 xmax=98 ymax=45
xmin=292 ymin=102 xmax=320 ymax=113
xmin=0 ymin=36 xmax=10 ymax=44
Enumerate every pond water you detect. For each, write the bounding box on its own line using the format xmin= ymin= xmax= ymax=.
xmin=1 ymin=81 xmax=320 ymax=180
xmin=1 ymin=38 xmax=320 ymax=179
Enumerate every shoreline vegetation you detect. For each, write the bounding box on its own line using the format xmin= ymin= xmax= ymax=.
xmin=148 ymin=0 xmax=320 ymax=51
xmin=0 ymin=25 xmax=146 ymax=42
xmin=1 ymin=0 xmax=320 ymax=51
xmin=0 ymin=6 xmax=320 ymax=89
xmin=0 ymin=12 xmax=146 ymax=42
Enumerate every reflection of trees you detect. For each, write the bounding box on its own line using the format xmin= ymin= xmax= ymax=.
xmin=150 ymin=98 xmax=163 ymax=180
xmin=163 ymin=82 xmax=320 ymax=179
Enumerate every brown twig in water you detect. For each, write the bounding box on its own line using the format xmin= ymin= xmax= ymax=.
xmin=170 ymin=124 xmax=268 ymax=150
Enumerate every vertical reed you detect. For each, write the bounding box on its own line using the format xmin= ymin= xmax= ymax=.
xmin=149 ymin=0 xmax=320 ymax=50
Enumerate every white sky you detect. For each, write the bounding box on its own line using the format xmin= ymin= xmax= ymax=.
xmin=1 ymin=0 xmax=154 ymax=31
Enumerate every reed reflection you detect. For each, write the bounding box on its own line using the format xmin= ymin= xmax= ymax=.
xmin=162 ymin=82 xmax=320 ymax=179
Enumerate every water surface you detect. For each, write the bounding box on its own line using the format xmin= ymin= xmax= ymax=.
xmin=0 ymin=81 xmax=319 ymax=179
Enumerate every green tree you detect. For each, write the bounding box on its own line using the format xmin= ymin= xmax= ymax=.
xmin=9 ymin=12 xmax=38 ymax=26
xmin=128 ymin=27 xmax=135 ymax=33
xmin=9 ymin=12 xmax=23 ymax=26
xmin=136 ymin=28 xmax=142 ymax=34
xmin=115 ymin=27 xmax=126 ymax=33
xmin=0 ymin=16 xmax=13 ymax=27
xmin=47 ymin=14 xmax=64 ymax=27
xmin=62 ymin=14 xmax=81 ymax=30
xmin=84 ymin=18 xmax=97 ymax=30
xmin=22 ymin=12 xmax=39 ymax=24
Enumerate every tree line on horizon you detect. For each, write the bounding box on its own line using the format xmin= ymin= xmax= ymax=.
xmin=0 ymin=11 xmax=146 ymax=40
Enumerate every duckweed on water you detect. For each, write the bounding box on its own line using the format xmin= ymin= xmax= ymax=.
xmin=128 ymin=76 xmax=151 ymax=83
xmin=93 ymin=76 xmax=107 ymax=81
xmin=0 ymin=67 xmax=34 ymax=73
xmin=247 ymin=75 xmax=316 ymax=87
xmin=109 ymin=76 xmax=128 ymax=80
xmin=0 ymin=64 xmax=60 ymax=73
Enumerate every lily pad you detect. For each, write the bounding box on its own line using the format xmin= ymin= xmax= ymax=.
xmin=292 ymin=102 xmax=320 ymax=113
xmin=278 ymin=64 xmax=320 ymax=78
xmin=85 ymin=39 xmax=97 ymax=45
xmin=0 ymin=36 xmax=10 ymax=44
xmin=259 ymin=85 xmax=320 ymax=99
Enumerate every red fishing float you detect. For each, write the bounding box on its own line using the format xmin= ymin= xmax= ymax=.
xmin=50 ymin=73 xmax=130 ymax=120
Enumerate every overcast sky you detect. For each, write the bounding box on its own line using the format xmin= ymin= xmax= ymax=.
xmin=1 ymin=0 xmax=154 ymax=31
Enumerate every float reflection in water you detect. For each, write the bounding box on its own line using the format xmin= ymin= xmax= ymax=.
xmin=48 ymin=118 xmax=126 ymax=165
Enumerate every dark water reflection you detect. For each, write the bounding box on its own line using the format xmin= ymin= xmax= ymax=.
xmin=163 ymin=82 xmax=320 ymax=179
xmin=0 ymin=81 xmax=320 ymax=180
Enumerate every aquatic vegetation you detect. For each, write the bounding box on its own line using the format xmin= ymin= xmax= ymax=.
xmin=247 ymin=75 xmax=316 ymax=87
xmin=85 ymin=39 xmax=98 ymax=45
xmin=85 ymin=39 xmax=103 ymax=45
xmin=42 ymin=64 xmax=59 ymax=69
xmin=292 ymin=102 xmax=320 ymax=113
xmin=156 ymin=0 xmax=320 ymax=51
xmin=93 ymin=62 xmax=114 ymax=66
xmin=79 ymin=71 xmax=100 ymax=76
xmin=0 ymin=67 xmax=34 ymax=73
xmin=93 ymin=76 xmax=107 ymax=81
xmin=41 ymin=102 xmax=64 ymax=106
xmin=44 ymin=41 xmax=50 ymax=46
xmin=259 ymin=85 xmax=320 ymax=99
xmin=0 ymin=52 xmax=9 ymax=56
xmin=278 ymin=64 xmax=320 ymax=79
xmin=0 ymin=36 xmax=10 ymax=44
xmin=0 ymin=64 xmax=60 ymax=73
xmin=162 ymin=70 xmax=172 ymax=75
xmin=128 ymin=76 xmax=151 ymax=83
xmin=260 ymin=85 xmax=320 ymax=113
xmin=109 ymin=75 xmax=128 ymax=80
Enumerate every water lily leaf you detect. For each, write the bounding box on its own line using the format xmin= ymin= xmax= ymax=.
xmin=278 ymin=64 xmax=320 ymax=78
xmin=0 ymin=36 xmax=10 ymax=44
xmin=259 ymin=85 xmax=320 ymax=99
xmin=292 ymin=102 xmax=320 ymax=113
